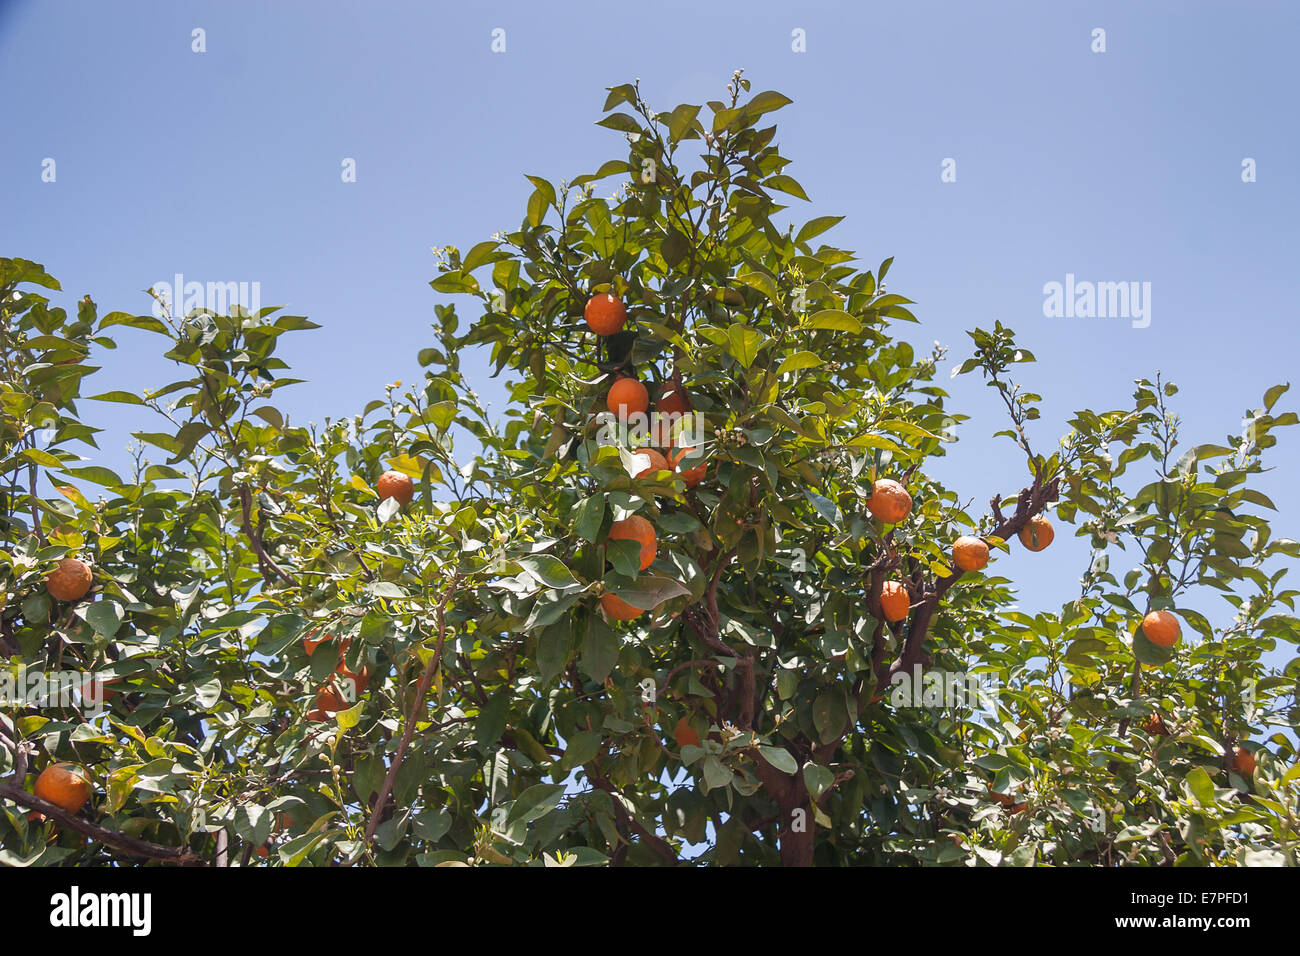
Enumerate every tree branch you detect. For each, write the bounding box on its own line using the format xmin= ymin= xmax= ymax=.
xmin=363 ymin=576 xmax=460 ymax=845
xmin=0 ymin=784 xmax=198 ymax=862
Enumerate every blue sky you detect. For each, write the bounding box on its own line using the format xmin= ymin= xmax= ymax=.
xmin=3 ymin=0 xmax=1298 ymax=630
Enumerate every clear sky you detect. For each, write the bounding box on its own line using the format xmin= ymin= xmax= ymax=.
xmin=3 ymin=0 xmax=1298 ymax=629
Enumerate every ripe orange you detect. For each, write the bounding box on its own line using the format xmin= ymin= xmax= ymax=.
xmin=673 ymin=716 xmax=700 ymax=749
xmin=584 ymin=293 xmax=627 ymax=336
xmin=600 ymin=591 xmax=645 ymax=622
xmin=635 ymin=448 xmax=671 ymax=478
xmin=606 ymin=377 xmax=649 ymax=418
xmin=1018 ymin=515 xmax=1054 ymax=552
xmin=657 ymin=385 xmax=690 ymax=418
xmin=334 ymin=663 xmax=370 ymax=696
xmin=1231 ymin=745 xmax=1256 ymax=775
xmin=608 ymin=515 xmax=657 ymax=570
xmin=879 ymin=581 xmax=910 ymax=622
xmin=669 ymin=446 xmax=707 ymax=488
xmin=1141 ymin=714 xmax=1170 ymax=737
xmin=255 ymin=845 xmax=270 ymax=859
xmin=866 ymin=479 xmax=912 ymax=524
xmin=46 ymin=558 xmax=93 ymax=602
xmin=1141 ymin=610 xmax=1181 ymax=648
xmin=307 ymin=686 xmax=345 ymax=721
xmin=376 ymin=470 xmax=414 ymax=505
xmin=33 ymin=763 xmax=92 ymax=814
xmin=952 ymin=536 xmax=990 ymax=572
xmin=986 ymin=784 xmax=1026 ymax=813
xmin=304 ymin=631 xmax=351 ymax=657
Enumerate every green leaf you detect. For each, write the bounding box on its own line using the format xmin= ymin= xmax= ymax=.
xmin=505 ymin=784 xmax=565 ymax=826
xmin=1184 ymin=766 xmax=1214 ymax=806
xmin=808 ymin=310 xmax=862 ymax=334
xmin=562 ymin=731 xmax=602 ymax=769
xmin=757 ymin=746 xmax=798 ymax=775
xmin=83 ymin=601 xmax=123 ymax=637
xmin=60 ymin=465 xmax=122 ymax=488
xmin=517 ymin=555 xmax=580 ymax=591
xmin=746 ymin=90 xmax=793 ymax=117
xmin=20 ymin=448 xmax=61 ymax=467
xmin=702 ymin=755 xmax=733 ymax=792
xmin=795 ymin=216 xmax=843 ymax=245
xmin=666 ymin=103 xmax=701 ymax=141
xmin=595 ymin=112 xmax=641 ymax=134
xmin=537 ymin=621 xmax=573 ymax=684
xmin=526 ymin=188 xmax=549 ymax=228
xmin=574 ymin=495 xmax=606 ymax=543
xmin=812 ymin=689 xmax=846 ymax=743
xmin=802 ymin=762 xmax=834 ymax=800
xmin=580 ymin=614 xmax=620 ymax=682
xmin=88 ymin=391 xmax=147 ymax=406
xmin=776 ymin=351 xmax=823 ymax=375
xmin=764 ymin=175 xmax=809 ymax=200
xmin=609 ymin=574 xmax=691 ymax=610
xmin=661 ymin=228 xmax=691 ymax=268
xmin=725 ymin=323 xmax=765 ymax=369
xmin=606 ymin=539 xmax=644 ymax=578
xmin=733 ymin=271 xmax=780 ymax=306
xmin=1132 ymin=624 xmax=1176 ymax=666
xmin=475 ymin=693 xmax=509 ymax=750
xmin=98 ymin=312 xmax=168 ymax=335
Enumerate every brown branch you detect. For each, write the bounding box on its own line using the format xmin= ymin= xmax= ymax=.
xmin=874 ymin=474 xmax=1061 ymax=693
xmin=363 ymin=576 xmax=460 ymax=845
xmin=657 ymin=659 xmax=722 ymax=697
xmin=587 ymin=764 xmax=678 ymax=866
xmin=238 ymin=484 xmax=298 ymax=588
xmin=0 ymin=784 xmax=198 ymax=862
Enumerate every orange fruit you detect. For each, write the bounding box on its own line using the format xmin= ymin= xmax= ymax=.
xmin=584 ymin=293 xmax=627 ymax=336
xmin=608 ymin=515 xmax=657 ymax=570
xmin=673 ymin=716 xmax=700 ymax=749
xmin=33 ymin=763 xmax=92 ymax=814
xmin=376 ymin=470 xmax=414 ymax=505
xmin=600 ymin=591 xmax=645 ymax=622
xmin=1018 ymin=515 xmax=1054 ymax=552
xmin=669 ymin=446 xmax=707 ymax=488
xmin=986 ymin=783 xmax=1026 ymax=813
xmin=635 ymin=448 xmax=671 ymax=478
xmin=255 ymin=845 xmax=270 ymax=859
xmin=606 ymin=377 xmax=649 ymax=418
xmin=1141 ymin=610 xmax=1181 ymax=648
xmin=657 ymin=384 xmax=690 ymax=418
xmin=334 ymin=663 xmax=370 ymax=696
xmin=1141 ymin=714 xmax=1170 ymax=737
xmin=952 ymin=536 xmax=990 ymax=572
xmin=307 ymin=686 xmax=345 ymax=721
xmin=866 ymin=479 xmax=912 ymax=524
xmin=879 ymin=581 xmax=910 ymax=622
xmin=304 ymin=631 xmax=351 ymax=657
xmin=1231 ymin=745 xmax=1256 ymax=776
xmin=46 ymin=558 xmax=93 ymax=602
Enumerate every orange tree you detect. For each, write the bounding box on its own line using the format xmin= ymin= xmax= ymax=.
xmin=2 ymin=76 xmax=1298 ymax=866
